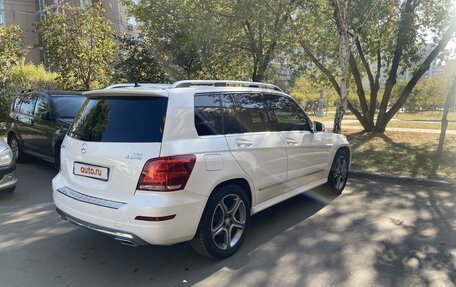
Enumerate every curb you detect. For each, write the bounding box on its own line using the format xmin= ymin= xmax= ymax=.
xmin=349 ymin=170 xmax=456 ymax=189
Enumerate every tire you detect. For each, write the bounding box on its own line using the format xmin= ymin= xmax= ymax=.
xmin=327 ymin=149 xmax=349 ymax=194
xmin=8 ymin=134 xmax=27 ymax=163
xmin=191 ymin=184 xmax=250 ymax=259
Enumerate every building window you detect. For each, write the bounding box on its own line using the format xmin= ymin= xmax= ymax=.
xmin=0 ymin=0 xmax=5 ymax=26
xmin=81 ymin=0 xmax=90 ymax=9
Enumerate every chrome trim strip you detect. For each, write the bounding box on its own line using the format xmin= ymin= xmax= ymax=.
xmin=56 ymin=208 xmax=148 ymax=246
xmin=287 ymin=169 xmax=325 ymax=182
xmin=57 ymin=186 xmax=125 ymax=209
xmin=258 ymin=180 xmax=283 ymax=191
xmin=258 ymin=169 xmax=325 ymax=191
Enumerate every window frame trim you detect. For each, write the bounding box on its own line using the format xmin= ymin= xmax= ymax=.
xmin=194 ymin=91 xmax=312 ymax=136
xmin=17 ymin=93 xmax=38 ymax=117
xmin=263 ymin=93 xmax=313 ymax=133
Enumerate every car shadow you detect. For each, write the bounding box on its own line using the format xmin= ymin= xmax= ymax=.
xmin=0 ymin=159 xmax=340 ymax=286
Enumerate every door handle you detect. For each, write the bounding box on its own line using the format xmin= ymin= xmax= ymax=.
xmin=235 ymin=138 xmax=252 ymax=147
xmin=285 ymin=138 xmax=298 ymax=146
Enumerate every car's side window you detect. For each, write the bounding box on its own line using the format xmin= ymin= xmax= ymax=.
xmin=194 ymin=94 xmax=223 ymax=136
xmin=34 ymin=96 xmax=49 ymax=117
xmin=265 ymin=94 xmax=311 ymax=131
xmin=220 ymin=94 xmax=243 ymax=134
xmin=19 ymin=95 xmax=37 ymax=116
xmin=229 ymin=93 xmax=270 ymax=133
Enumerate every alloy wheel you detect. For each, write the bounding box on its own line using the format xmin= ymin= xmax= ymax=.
xmin=333 ymin=156 xmax=348 ymax=191
xmin=9 ymin=138 xmax=19 ymax=160
xmin=211 ymin=194 xmax=246 ymax=250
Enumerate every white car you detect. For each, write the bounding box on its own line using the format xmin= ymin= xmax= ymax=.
xmin=0 ymin=139 xmax=17 ymax=192
xmin=52 ymin=80 xmax=350 ymax=259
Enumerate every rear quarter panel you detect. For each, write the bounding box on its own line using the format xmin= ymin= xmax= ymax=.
xmin=160 ymin=90 xmax=257 ymax=204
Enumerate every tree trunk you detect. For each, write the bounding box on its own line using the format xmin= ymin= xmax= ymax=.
xmin=333 ymin=0 xmax=350 ymax=134
xmin=432 ymin=75 xmax=456 ymax=172
xmin=252 ymin=74 xmax=264 ymax=82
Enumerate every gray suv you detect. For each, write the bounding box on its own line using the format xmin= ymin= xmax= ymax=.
xmin=6 ymin=90 xmax=85 ymax=167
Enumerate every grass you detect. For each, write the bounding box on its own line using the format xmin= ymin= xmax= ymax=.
xmin=323 ymin=110 xmax=456 ymax=121
xmin=392 ymin=110 xmax=456 ymax=121
xmin=310 ymin=110 xmax=456 ymax=130
xmin=344 ymin=130 xmax=456 ymax=182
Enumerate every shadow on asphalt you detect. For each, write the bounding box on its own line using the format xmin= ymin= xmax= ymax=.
xmin=0 ymin=157 xmax=340 ymax=286
xmin=1 ymin=158 xmax=455 ymax=286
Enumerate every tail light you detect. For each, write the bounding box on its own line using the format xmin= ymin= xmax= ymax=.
xmin=137 ymin=155 xmax=196 ymax=192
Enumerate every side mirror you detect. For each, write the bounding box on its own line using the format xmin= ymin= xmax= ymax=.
xmin=312 ymin=121 xmax=325 ymax=132
xmin=40 ymin=111 xmax=54 ymax=121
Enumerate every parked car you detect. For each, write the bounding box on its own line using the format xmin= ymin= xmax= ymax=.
xmin=0 ymin=139 xmax=17 ymax=193
xmin=53 ymin=80 xmax=350 ymax=259
xmin=6 ymin=90 xmax=86 ymax=167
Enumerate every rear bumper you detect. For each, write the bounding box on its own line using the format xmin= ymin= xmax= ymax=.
xmin=52 ymin=173 xmax=207 ymax=245
xmin=56 ymin=208 xmax=148 ymax=246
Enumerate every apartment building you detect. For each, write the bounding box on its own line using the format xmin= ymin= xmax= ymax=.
xmin=0 ymin=0 xmax=138 ymax=64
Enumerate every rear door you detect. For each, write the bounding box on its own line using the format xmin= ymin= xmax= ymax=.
xmin=61 ymin=96 xmax=168 ymax=203
xmin=223 ymin=93 xmax=287 ymax=204
xmin=264 ymin=94 xmax=332 ymax=192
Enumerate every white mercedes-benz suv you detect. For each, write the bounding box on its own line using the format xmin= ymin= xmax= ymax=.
xmin=52 ymin=80 xmax=350 ymax=259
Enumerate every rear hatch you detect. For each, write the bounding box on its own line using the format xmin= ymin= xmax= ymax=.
xmin=60 ymin=95 xmax=168 ymax=203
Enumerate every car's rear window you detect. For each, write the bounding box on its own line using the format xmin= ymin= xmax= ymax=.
xmin=52 ymin=95 xmax=86 ymax=118
xmin=68 ymin=96 xmax=168 ymax=142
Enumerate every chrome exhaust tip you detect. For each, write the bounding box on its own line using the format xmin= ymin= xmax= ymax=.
xmin=114 ymin=237 xmax=138 ymax=247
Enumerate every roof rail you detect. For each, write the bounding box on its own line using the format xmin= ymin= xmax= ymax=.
xmin=104 ymin=83 xmax=171 ymax=89
xmin=171 ymin=80 xmax=283 ymax=92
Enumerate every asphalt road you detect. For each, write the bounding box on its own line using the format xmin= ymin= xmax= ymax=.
xmin=1 ymin=160 xmax=455 ymax=287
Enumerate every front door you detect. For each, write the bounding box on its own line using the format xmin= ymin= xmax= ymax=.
xmin=264 ymin=94 xmax=332 ymax=193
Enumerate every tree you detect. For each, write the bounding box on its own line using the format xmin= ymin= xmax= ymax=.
xmin=124 ymin=0 xmax=238 ymax=80
xmin=297 ymin=0 xmax=456 ymax=133
xmin=0 ymin=25 xmax=27 ymax=122
xmin=290 ymin=75 xmax=338 ymax=107
xmin=392 ymin=77 xmax=449 ymax=112
xmin=113 ymin=36 xmax=169 ymax=83
xmin=124 ymin=0 xmax=294 ymax=82
xmin=0 ymin=25 xmax=27 ymax=89
xmin=37 ymin=3 xmax=117 ymax=89
xmin=204 ymin=0 xmax=295 ymax=82
xmin=432 ymin=74 xmax=456 ymax=172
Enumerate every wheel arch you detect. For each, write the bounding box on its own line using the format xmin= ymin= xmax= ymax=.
xmin=337 ymin=145 xmax=351 ymax=164
xmin=207 ymin=178 xmax=253 ymax=208
xmin=7 ymin=131 xmax=15 ymax=143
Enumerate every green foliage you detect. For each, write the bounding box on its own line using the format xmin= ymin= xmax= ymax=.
xmin=0 ymin=25 xmax=27 ymax=86
xmin=124 ymin=0 xmax=293 ymax=81
xmin=10 ymin=64 xmax=61 ymax=91
xmin=0 ymin=25 xmax=28 ymax=122
xmin=124 ymin=0 xmax=246 ymax=80
xmin=294 ymin=0 xmax=456 ymax=132
xmin=37 ymin=3 xmax=117 ymax=90
xmin=393 ymin=77 xmax=450 ymax=112
xmin=0 ymin=64 xmax=62 ymax=122
xmin=113 ymin=36 xmax=169 ymax=83
xmin=290 ymin=76 xmax=323 ymax=105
